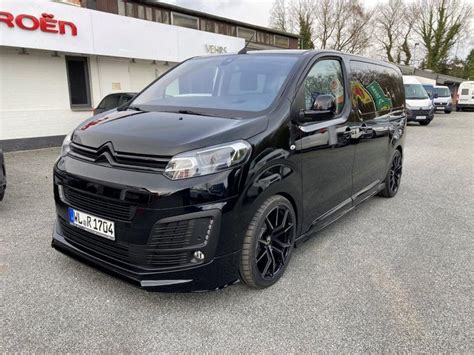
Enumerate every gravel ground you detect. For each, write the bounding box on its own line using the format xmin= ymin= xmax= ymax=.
xmin=1 ymin=111 xmax=473 ymax=352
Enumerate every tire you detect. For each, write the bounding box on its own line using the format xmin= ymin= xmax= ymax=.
xmin=378 ymin=150 xmax=403 ymax=198
xmin=0 ymin=190 xmax=3 ymax=202
xmin=444 ymin=110 xmax=451 ymax=114
xmin=419 ymin=120 xmax=430 ymax=126
xmin=240 ymin=195 xmax=296 ymax=289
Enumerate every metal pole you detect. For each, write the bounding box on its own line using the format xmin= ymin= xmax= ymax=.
xmin=412 ymin=43 xmax=419 ymax=68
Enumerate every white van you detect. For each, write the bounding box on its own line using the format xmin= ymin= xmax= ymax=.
xmin=456 ymin=81 xmax=474 ymax=111
xmin=433 ymin=85 xmax=453 ymax=114
xmin=403 ymin=75 xmax=435 ymax=126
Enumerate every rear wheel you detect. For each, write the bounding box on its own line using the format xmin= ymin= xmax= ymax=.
xmin=378 ymin=150 xmax=403 ymax=198
xmin=240 ymin=195 xmax=296 ymax=289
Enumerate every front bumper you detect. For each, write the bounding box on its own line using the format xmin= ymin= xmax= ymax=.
xmin=457 ymin=103 xmax=474 ymax=109
xmin=406 ymin=109 xmax=435 ymax=122
xmin=52 ymin=155 xmax=246 ymax=291
xmin=434 ymin=102 xmax=452 ymax=111
xmin=52 ymin=220 xmax=240 ymax=291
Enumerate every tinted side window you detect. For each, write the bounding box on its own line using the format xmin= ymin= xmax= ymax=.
xmin=350 ymin=61 xmax=404 ymax=119
xmin=303 ymin=59 xmax=345 ymax=114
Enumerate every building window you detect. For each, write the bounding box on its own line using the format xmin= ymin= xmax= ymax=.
xmin=125 ymin=2 xmax=134 ymax=17
xmin=171 ymin=12 xmax=199 ymax=29
xmin=117 ymin=0 xmax=125 ymax=15
xmin=201 ymin=19 xmax=216 ymax=33
xmin=257 ymin=31 xmax=273 ymax=45
xmin=137 ymin=4 xmax=145 ymax=19
xmin=154 ymin=9 xmax=169 ymax=23
xmin=145 ymin=7 xmax=153 ymax=20
xmin=237 ymin=27 xmax=256 ymax=41
xmin=65 ymin=56 xmax=91 ymax=109
xmin=274 ymin=35 xmax=289 ymax=48
xmin=81 ymin=0 xmax=96 ymax=9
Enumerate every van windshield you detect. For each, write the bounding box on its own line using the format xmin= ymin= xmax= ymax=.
xmin=132 ymin=55 xmax=299 ymax=116
xmin=404 ymin=84 xmax=429 ymax=100
xmin=433 ymin=87 xmax=451 ymax=97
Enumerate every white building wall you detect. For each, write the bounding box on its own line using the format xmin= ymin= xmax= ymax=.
xmin=0 ymin=47 xmax=168 ymax=140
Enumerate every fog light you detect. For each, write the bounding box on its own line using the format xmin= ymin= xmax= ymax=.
xmin=194 ymin=251 xmax=205 ymax=261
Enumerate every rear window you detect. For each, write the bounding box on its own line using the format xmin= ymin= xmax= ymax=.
xmin=461 ymin=88 xmax=469 ymax=95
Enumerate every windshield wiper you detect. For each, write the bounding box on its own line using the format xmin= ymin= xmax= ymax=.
xmin=175 ymin=109 xmax=217 ymax=117
xmin=118 ymin=105 xmax=145 ymax=112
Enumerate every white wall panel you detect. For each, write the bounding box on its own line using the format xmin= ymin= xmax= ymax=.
xmin=0 ymin=0 xmax=245 ymax=62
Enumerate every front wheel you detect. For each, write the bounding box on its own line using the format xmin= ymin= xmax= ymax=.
xmin=240 ymin=195 xmax=296 ymax=289
xmin=419 ymin=120 xmax=431 ymax=126
xmin=378 ymin=150 xmax=403 ymax=198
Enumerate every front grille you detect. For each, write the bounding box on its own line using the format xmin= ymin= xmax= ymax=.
xmin=149 ymin=218 xmax=212 ymax=250
xmin=69 ymin=142 xmax=170 ymax=172
xmin=411 ymin=109 xmax=432 ymax=115
xmin=59 ymin=218 xmax=191 ymax=268
xmin=63 ymin=186 xmax=136 ymax=221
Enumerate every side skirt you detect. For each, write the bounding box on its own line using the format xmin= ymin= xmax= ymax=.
xmin=295 ymin=182 xmax=384 ymax=247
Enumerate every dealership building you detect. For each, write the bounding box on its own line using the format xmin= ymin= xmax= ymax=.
xmin=0 ymin=0 xmax=299 ymax=150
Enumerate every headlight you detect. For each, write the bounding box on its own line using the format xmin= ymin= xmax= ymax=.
xmin=164 ymin=140 xmax=252 ymax=180
xmin=60 ymin=132 xmax=73 ymax=157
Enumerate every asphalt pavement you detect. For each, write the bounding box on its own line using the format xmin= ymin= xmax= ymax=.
xmin=1 ymin=111 xmax=473 ymax=352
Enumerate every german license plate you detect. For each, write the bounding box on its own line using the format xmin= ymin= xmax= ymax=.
xmin=68 ymin=207 xmax=115 ymax=240
xmin=416 ymin=116 xmax=426 ymax=120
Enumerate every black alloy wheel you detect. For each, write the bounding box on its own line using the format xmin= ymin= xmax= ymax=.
xmin=240 ymin=195 xmax=296 ymax=288
xmin=379 ymin=150 xmax=403 ymax=198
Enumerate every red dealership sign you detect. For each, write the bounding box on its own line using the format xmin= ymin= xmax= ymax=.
xmin=0 ymin=12 xmax=77 ymax=36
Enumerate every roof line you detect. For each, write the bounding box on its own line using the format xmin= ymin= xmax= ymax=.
xmin=137 ymin=0 xmax=300 ymax=39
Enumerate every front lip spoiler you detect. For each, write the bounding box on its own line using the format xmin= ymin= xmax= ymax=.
xmin=51 ymin=221 xmax=240 ymax=292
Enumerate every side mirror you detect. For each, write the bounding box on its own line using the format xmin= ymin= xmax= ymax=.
xmin=298 ymin=94 xmax=336 ymax=123
xmin=433 ymin=93 xmax=439 ymax=99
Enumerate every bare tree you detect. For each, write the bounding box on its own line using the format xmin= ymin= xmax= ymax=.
xmin=269 ymin=0 xmax=289 ymax=32
xmin=269 ymin=0 xmax=374 ymax=54
xmin=313 ymin=0 xmax=338 ymax=49
xmin=374 ymin=0 xmax=403 ymax=62
xmin=330 ymin=0 xmax=373 ymax=54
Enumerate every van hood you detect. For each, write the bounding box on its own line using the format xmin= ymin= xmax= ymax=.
xmin=406 ymin=98 xmax=432 ymax=109
xmin=72 ymin=110 xmax=268 ymax=157
xmin=433 ymin=96 xmax=452 ymax=104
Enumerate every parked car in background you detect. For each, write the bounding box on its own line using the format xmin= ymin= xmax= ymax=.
xmin=52 ymin=50 xmax=407 ymax=291
xmin=0 ymin=150 xmax=6 ymax=201
xmin=456 ymin=81 xmax=474 ymax=111
xmin=93 ymin=92 xmax=137 ymax=115
xmin=433 ymin=85 xmax=453 ymax=114
xmin=403 ymin=76 xmax=434 ymax=126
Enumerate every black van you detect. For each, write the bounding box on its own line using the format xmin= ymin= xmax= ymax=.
xmin=52 ymin=50 xmax=406 ymax=291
